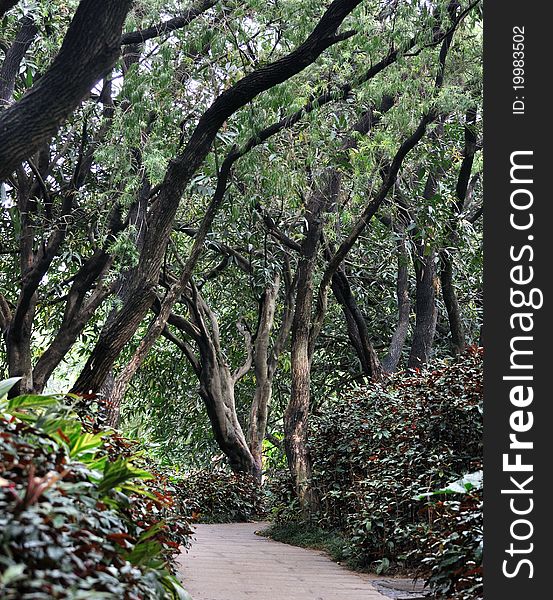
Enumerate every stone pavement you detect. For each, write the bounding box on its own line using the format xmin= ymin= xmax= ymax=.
xmin=177 ymin=522 xmax=424 ymax=600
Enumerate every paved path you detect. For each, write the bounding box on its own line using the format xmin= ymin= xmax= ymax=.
xmin=177 ymin=522 xmax=395 ymax=600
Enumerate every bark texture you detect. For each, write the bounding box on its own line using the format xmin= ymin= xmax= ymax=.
xmin=408 ymin=245 xmax=439 ymax=369
xmin=0 ymin=0 xmax=133 ymax=178
xmin=165 ymin=286 xmax=258 ymax=475
xmin=0 ymin=15 xmax=38 ymax=104
xmin=284 ymin=170 xmax=340 ymax=514
xmin=248 ymin=269 xmax=296 ymax=478
xmin=331 ymin=269 xmax=382 ymax=379
xmin=382 ymin=234 xmax=411 ymax=372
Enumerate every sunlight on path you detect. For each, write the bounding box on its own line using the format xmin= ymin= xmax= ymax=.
xmin=177 ymin=522 xmax=392 ymax=600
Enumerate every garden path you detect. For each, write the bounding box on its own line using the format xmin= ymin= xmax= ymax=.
xmin=177 ymin=522 xmax=427 ymax=600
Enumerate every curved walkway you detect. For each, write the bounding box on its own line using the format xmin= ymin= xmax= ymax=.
xmin=177 ymin=522 xmax=394 ymax=600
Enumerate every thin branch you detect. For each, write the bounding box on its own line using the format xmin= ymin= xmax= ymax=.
xmin=161 ymin=325 xmax=201 ymax=375
xmin=121 ymin=0 xmax=218 ymax=45
xmin=309 ymin=3 xmax=462 ymax=350
xmin=0 ymin=15 xmax=38 ymax=104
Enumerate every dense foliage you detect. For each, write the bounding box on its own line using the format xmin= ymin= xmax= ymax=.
xmin=178 ymin=468 xmax=267 ymax=523
xmin=419 ymin=480 xmax=482 ymax=600
xmin=269 ymin=349 xmax=483 ymax=598
xmin=0 ymin=381 xmax=192 ymax=599
xmin=1 ymin=1 xmax=483 ymax=597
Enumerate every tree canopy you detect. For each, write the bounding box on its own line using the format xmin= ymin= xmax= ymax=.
xmin=1 ymin=0 xmax=481 ymax=510
xmin=1 ymin=0 xmax=483 ymax=597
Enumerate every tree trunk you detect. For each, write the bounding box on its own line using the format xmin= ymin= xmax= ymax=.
xmin=439 ymin=248 xmax=466 ymax=354
xmin=0 ymin=1 xmax=20 ymax=19
xmin=0 ymin=15 xmax=38 ymax=105
xmin=97 ymin=372 xmax=118 ymax=428
xmin=331 ymin=269 xmax=382 ymax=379
xmin=0 ymin=0 xmax=133 ymax=179
xmin=437 ymin=107 xmax=477 ymax=354
xmin=248 ymin=379 xmax=272 ymax=479
xmin=162 ymin=287 xmax=258 ymax=476
xmin=6 ymin=298 xmax=35 ymax=395
xmin=408 ymin=245 xmax=438 ymax=369
xmin=284 ymin=170 xmax=339 ymax=516
xmin=199 ymin=362 xmax=257 ymax=476
xmin=382 ymin=237 xmax=411 ymax=372
xmin=72 ymin=280 xmax=156 ymax=394
xmin=284 ymin=295 xmax=317 ymax=513
xmin=407 ymin=151 xmax=443 ymax=370
xmin=285 ymin=278 xmax=320 ymax=515
xmin=248 ymin=278 xmax=280 ymax=480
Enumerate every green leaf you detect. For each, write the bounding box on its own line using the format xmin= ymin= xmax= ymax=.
xmin=98 ymin=458 xmax=153 ymax=494
xmin=69 ymin=431 xmax=109 ymax=459
xmin=7 ymin=393 xmax=63 ymax=411
xmin=414 ymin=471 xmax=483 ymax=500
xmin=375 ymin=557 xmax=390 ymax=574
xmin=0 ymin=564 xmax=26 ymax=584
xmin=137 ymin=521 xmax=166 ymax=542
xmin=126 ymin=539 xmax=164 ymax=566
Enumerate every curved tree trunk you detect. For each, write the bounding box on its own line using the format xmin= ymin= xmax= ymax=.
xmin=199 ymin=362 xmax=257 ymax=475
xmin=0 ymin=15 xmax=38 ymax=105
xmin=159 ymin=286 xmax=259 ymax=476
xmin=6 ymin=298 xmax=35 ymax=395
xmin=248 ymin=276 xmax=281 ymax=479
xmin=331 ymin=269 xmax=382 ymax=379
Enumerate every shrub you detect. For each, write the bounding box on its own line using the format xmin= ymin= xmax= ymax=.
xmin=0 ymin=380 xmax=192 ymax=599
xmin=269 ymin=349 xmax=482 ymax=597
xmin=177 ymin=468 xmax=267 ymax=523
xmin=415 ymin=473 xmax=483 ymax=600
xmin=264 ymin=466 xmax=299 ymax=524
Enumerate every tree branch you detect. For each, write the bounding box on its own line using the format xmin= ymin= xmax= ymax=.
xmin=161 ymin=325 xmax=201 ymax=375
xmin=233 ymin=319 xmax=253 ymax=382
xmin=0 ymin=0 xmax=133 ymax=179
xmin=310 ymin=6 xmax=461 ymax=347
xmin=0 ymin=15 xmax=38 ymax=104
xmin=121 ymin=0 xmax=218 ymax=45
xmin=73 ymin=0 xmax=365 ymax=395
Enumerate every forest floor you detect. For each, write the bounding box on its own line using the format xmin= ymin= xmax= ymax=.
xmin=177 ymin=523 xmax=429 ymax=600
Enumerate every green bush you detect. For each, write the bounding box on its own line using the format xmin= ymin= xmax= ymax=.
xmin=416 ymin=474 xmax=482 ymax=600
xmin=178 ymin=468 xmax=267 ymax=523
xmin=270 ymin=349 xmax=482 ymax=598
xmin=0 ymin=379 xmax=192 ymax=599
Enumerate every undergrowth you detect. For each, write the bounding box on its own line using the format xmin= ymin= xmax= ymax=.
xmin=0 ymin=378 xmax=192 ymax=599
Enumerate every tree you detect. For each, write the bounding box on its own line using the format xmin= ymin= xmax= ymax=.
xmin=1 ymin=0 xmax=482 ymax=515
